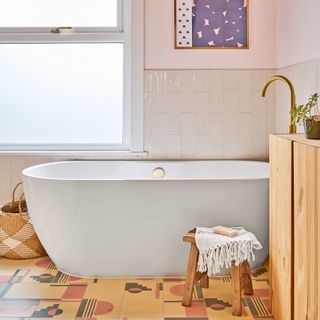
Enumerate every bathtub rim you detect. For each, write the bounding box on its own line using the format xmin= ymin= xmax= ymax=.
xmin=22 ymin=160 xmax=269 ymax=182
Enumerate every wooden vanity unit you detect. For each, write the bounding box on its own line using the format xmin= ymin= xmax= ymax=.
xmin=269 ymin=134 xmax=320 ymax=320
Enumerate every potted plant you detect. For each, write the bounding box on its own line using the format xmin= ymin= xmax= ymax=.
xmin=291 ymin=93 xmax=320 ymax=139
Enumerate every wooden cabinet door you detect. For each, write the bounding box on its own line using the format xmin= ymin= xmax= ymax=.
xmin=294 ymin=142 xmax=320 ymax=320
xmin=269 ymin=135 xmax=293 ymax=320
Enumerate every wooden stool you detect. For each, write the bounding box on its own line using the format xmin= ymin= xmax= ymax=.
xmin=182 ymin=229 xmax=253 ymax=316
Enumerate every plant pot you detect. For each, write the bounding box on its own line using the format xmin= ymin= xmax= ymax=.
xmin=304 ymin=116 xmax=320 ymax=139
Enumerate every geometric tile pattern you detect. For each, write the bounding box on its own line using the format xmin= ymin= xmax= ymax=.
xmin=0 ymin=257 xmax=272 ymax=319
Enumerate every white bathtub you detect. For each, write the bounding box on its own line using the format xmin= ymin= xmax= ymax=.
xmin=23 ymin=160 xmax=269 ymax=277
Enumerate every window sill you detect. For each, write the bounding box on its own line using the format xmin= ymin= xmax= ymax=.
xmin=0 ymin=150 xmax=148 ymax=158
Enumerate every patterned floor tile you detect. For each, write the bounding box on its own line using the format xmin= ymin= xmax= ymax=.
xmin=164 ymin=300 xmax=208 ymax=319
xmin=120 ymin=296 xmax=163 ymax=318
xmin=163 ymin=279 xmax=184 ymax=302
xmin=0 ymin=257 xmax=272 ymax=319
xmin=31 ymin=300 xmax=80 ymax=319
xmin=84 ymin=280 xmax=124 ymax=299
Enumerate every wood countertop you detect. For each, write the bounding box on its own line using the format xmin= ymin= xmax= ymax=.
xmin=273 ymin=133 xmax=320 ymax=148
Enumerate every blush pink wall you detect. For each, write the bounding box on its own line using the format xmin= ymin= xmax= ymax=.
xmin=276 ymin=0 xmax=320 ymax=68
xmin=144 ymin=0 xmax=276 ymax=70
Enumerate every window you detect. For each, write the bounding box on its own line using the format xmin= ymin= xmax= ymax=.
xmin=0 ymin=0 xmax=144 ymax=152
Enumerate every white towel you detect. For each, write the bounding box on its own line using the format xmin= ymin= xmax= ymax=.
xmin=195 ymin=227 xmax=263 ymax=276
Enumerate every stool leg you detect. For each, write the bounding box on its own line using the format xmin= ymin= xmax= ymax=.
xmin=182 ymin=243 xmax=199 ymax=307
xmin=231 ymin=262 xmax=242 ymax=316
xmin=241 ymin=260 xmax=253 ymax=296
xmin=200 ymin=274 xmax=209 ymax=288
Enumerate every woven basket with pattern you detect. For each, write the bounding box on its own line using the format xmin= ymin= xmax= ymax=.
xmin=0 ymin=182 xmax=46 ymax=259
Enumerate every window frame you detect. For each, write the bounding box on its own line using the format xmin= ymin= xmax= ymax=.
xmin=0 ymin=0 xmax=144 ymax=153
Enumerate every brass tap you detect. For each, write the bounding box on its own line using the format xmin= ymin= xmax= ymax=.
xmin=261 ymin=75 xmax=297 ymax=134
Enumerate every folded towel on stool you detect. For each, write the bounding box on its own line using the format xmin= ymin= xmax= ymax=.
xmin=195 ymin=227 xmax=262 ymax=276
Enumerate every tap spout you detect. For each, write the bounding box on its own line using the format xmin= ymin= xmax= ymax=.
xmin=261 ymin=75 xmax=297 ymax=134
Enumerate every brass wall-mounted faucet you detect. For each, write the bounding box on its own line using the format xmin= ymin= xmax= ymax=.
xmin=261 ymin=75 xmax=297 ymax=134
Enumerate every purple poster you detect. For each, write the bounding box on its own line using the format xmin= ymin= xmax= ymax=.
xmin=175 ymin=0 xmax=248 ymax=49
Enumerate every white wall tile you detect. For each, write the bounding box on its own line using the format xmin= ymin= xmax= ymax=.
xmin=210 ymin=91 xmax=223 ymax=113
xmin=196 ymin=113 xmax=211 ymax=135
xmin=0 ymin=156 xmax=11 ymax=177
xmin=211 ymin=113 xmax=224 ymax=159
xmin=144 ymin=134 xmax=153 ymax=156
xmin=252 ymin=92 xmax=267 ymax=134
xmin=266 ymin=85 xmax=276 ymax=113
xmin=223 ymin=71 xmax=238 ymax=92
xmin=166 ymin=112 xmax=181 ymax=135
xmin=223 ymin=92 xmax=238 ymax=134
xmin=144 ymin=111 xmax=153 ymax=135
xmin=180 ymin=92 xmax=196 ymax=113
xmin=181 ymin=113 xmax=196 ymax=136
xmin=165 ymin=92 xmax=181 ymax=113
xmin=238 ymin=91 xmax=252 ymax=113
xmin=223 ymin=134 xmax=240 ymax=159
xmin=144 ymin=71 xmax=153 ymax=93
xmin=196 ymin=135 xmax=211 ymax=160
xmin=180 ymin=70 xmax=197 ymax=92
xmin=267 ymin=113 xmax=276 ymax=135
xmin=0 ymin=177 xmax=12 ymax=205
xmin=195 ymin=92 xmax=210 ymax=113
xmin=238 ymin=113 xmax=253 ymax=136
xmin=165 ymin=92 xmax=181 ymax=135
xmin=238 ymin=71 xmax=251 ymax=92
xmin=193 ymin=70 xmax=210 ymax=92
xmin=252 ymin=134 xmax=267 ymax=160
xmin=151 ymin=113 xmax=167 ymax=136
xmin=237 ymin=135 xmax=254 ymax=159
xmin=251 ymin=70 xmax=269 ymax=92
xmin=143 ymin=69 xmax=275 ymax=160
xmin=181 ymin=134 xmax=196 ymax=159
xmin=166 ymin=135 xmax=181 ymax=159
xmin=166 ymin=71 xmax=182 ymax=92
xmin=151 ymin=134 xmax=167 ymax=159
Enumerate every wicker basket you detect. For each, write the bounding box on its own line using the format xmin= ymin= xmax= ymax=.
xmin=0 ymin=182 xmax=46 ymax=259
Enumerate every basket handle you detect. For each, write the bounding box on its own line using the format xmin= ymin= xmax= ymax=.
xmin=11 ymin=182 xmax=23 ymax=204
xmin=18 ymin=193 xmax=27 ymax=214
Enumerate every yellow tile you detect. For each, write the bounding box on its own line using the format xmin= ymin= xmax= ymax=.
xmin=84 ymin=279 xmax=125 ymax=299
xmin=0 ymin=258 xmax=33 ymax=273
xmin=251 ymin=280 xmax=269 ymax=289
xmin=122 ymin=318 xmax=163 ymax=320
xmin=121 ymin=295 xmax=163 ymax=318
xmin=42 ymin=285 xmax=66 ymax=299
xmin=206 ymin=306 xmax=253 ymax=320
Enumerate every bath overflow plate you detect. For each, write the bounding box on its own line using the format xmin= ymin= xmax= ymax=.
xmin=153 ymin=167 xmax=166 ymax=179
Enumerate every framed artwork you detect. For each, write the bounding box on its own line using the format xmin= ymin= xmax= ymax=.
xmin=175 ymin=0 xmax=249 ymax=49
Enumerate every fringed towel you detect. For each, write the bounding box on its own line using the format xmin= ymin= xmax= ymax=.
xmin=195 ymin=227 xmax=262 ymax=276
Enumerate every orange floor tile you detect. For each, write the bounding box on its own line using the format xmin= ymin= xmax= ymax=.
xmin=0 ymin=257 xmax=272 ymax=319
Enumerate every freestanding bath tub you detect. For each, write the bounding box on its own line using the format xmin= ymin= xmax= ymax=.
xmin=23 ymin=160 xmax=269 ymax=277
